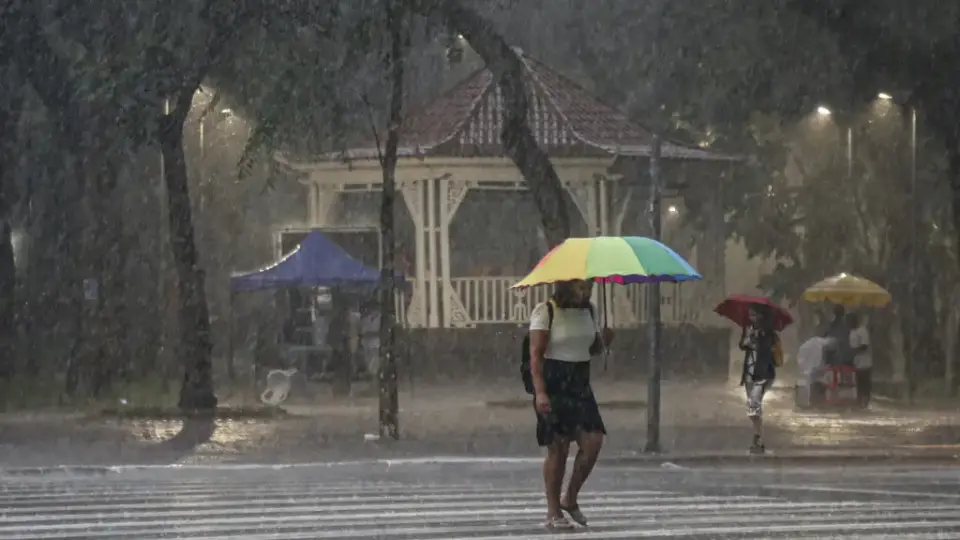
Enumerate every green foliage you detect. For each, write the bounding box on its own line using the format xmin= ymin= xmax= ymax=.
xmin=538 ymin=0 xmax=960 ymax=312
xmin=221 ymin=4 xmax=394 ymax=146
xmin=554 ymin=1 xmax=850 ymax=140
xmin=0 ymin=376 xmax=66 ymax=411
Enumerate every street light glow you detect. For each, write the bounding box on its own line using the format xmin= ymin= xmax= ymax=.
xmin=878 ymin=92 xmax=893 ymax=101
xmin=816 ymin=106 xmax=832 ymax=117
xmin=667 ymin=205 xmax=678 ymax=215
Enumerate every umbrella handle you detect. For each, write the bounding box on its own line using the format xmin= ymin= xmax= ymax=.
xmin=601 ymin=281 xmax=610 ymax=372
xmin=601 ymin=281 xmax=609 ymax=329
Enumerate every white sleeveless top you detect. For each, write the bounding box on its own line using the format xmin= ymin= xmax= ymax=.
xmin=528 ymin=302 xmax=598 ymax=363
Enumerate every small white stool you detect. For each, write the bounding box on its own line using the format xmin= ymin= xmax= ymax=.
xmin=261 ymin=368 xmax=298 ymax=406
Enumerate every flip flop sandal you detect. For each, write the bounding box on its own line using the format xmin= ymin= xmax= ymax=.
xmin=543 ymin=516 xmax=575 ymax=530
xmin=561 ymin=503 xmax=588 ymax=526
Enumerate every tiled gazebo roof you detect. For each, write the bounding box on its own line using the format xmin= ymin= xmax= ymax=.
xmin=314 ymin=51 xmax=738 ymax=162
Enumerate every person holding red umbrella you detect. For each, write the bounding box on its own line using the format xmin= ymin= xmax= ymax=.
xmin=716 ymin=296 xmax=789 ymax=454
xmin=715 ymin=295 xmax=793 ymax=332
xmin=739 ymin=305 xmax=782 ymax=453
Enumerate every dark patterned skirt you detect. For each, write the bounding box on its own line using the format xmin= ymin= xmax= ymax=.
xmin=535 ymin=359 xmax=607 ymax=447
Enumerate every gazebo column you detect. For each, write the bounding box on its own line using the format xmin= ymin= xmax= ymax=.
xmin=399 ymin=179 xmax=427 ymax=328
xmin=439 ymin=178 xmax=473 ymax=327
xmin=307 ymin=183 xmax=318 ymax=224
xmin=564 ymin=180 xmax=601 ymax=236
xmin=607 ymin=181 xmax=638 ymax=327
xmin=307 ymin=175 xmax=339 ymax=226
xmin=425 ymin=177 xmax=441 ymax=327
xmin=565 ymin=178 xmax=622 ymax=327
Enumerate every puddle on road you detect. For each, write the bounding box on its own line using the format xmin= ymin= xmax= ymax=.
xmin=128 ymin=419 xmax=279 ymax=454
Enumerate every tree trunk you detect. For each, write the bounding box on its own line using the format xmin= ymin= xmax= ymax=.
xmin=59 ymin=144 xmax=124 ymax=398
xmin=0 ymin=81 xmax=20 ymax=380
xmin=378 ymin=0 xmax=405 ymax=441
xmin=59 ymin=154 xmax=86 ymax=396
xmin=0 ymin=223 xmax=15 ymax=380
xmin=160 ymin=90 xmax=217 ymax=412
xmin=414 ymin=0 xmax=571 ymax=246
xmin=948 ymin=144 xmax=960 ymax=394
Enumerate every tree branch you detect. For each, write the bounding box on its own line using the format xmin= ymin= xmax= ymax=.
xmin=360 ymin=93 xmax=386 ymax=168
xmin=6 ymin=3 xmax=82 ymax=130
xmin=169 ymin=0 xmax=264 ymax=123
xmin=409 ymin=0 xmax=570 ymax=246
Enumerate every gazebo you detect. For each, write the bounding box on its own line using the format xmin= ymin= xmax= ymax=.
xmin=275 ymin=51 xmax=737 ymax=334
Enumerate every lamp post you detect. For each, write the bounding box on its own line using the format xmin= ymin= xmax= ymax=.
xmin=820 ymin=92 xmax=919 ymax=397
xmin=644 ymin=134 xmax=663 ymax=454
xmin=159 ymin=97 xmax=171 ymax=376
xmin=878 ymin=91 xmax=919 ymax=400
xmin=814 ymin=105 xmax=853 ymax=178
xmin=908 ymin=102 xmax=918 ymax=403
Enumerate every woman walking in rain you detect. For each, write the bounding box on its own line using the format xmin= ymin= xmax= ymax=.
xmin=528 ymin=279 xmax=613 ymax=530
xmin=739 ymin=304 xmax=780 ymax=454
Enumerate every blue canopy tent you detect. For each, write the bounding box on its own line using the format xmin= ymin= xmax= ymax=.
xmin=227 ymin=230 xmax=404 ymax=386
xmin=230 ymin=230 xmax=387 ymax=291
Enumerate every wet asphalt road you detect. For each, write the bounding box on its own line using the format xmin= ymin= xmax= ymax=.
xmin=2 ymin=460 xmax=960 ymax=539
xmin=6 ymin=381 xmax=960 ymax=468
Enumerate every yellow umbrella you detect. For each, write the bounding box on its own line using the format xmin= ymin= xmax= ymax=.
xmin=801 ymin=273 xmax=892 ymax=308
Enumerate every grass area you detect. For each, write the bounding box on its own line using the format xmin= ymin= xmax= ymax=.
xmin=0 ymin=376 xmax=66 ymax=411
xmin=0 ymin=375 xmax=180 ymax=413
xmin=0 ymin=375 xmax=288 ymax=419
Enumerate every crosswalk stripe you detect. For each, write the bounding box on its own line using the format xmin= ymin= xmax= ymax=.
xmin=2 ymin=478 xmax=958 ymax=539
xmin=0 ymin=488 xmax=667 ymax=503
xmin=1 ymin=494 xmax=771 ymax=518
xmin=8 ymin=509 xmax=960 ymax=540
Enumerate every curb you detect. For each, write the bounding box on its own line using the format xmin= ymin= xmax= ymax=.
xmin=605 ymin=451 xmax=960 ymax=467
xmin=0 ymin=465 xmax=118 ymax=477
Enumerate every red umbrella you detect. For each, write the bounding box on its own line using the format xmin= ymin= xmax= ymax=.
xmin=714 ymin=295 xmax=793 ymax=331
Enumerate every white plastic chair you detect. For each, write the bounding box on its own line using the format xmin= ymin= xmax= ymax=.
xmin=261 ymin=368 xmax=298 ymax=406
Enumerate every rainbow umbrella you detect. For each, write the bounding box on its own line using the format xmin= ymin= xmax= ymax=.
xmin=511 ymin=236 xmax=701 ymax=289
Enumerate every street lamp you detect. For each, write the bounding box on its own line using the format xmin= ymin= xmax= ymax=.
xmin=871 ymin=90 xmax=920 ymax=397
xmin=818 ymin=93 xmax=921 ymax=397
xmin=815 ymin=103 xmax=852 ymax=177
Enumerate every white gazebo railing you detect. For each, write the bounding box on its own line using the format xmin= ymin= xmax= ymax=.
xmin=441 ymin=277 xmax=712 ymax=327
xmin=623 ymin=282 xmax=706 ymax=324
xmin=450 ymin=277 xmax=551 ymax=325
xmin=394 ymin=284 xmax=410 ymax=328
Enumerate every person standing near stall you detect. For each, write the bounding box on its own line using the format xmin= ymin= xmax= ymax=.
xmin=796 ymin=336 xmax=830 ymax=409
xmin=823 ymin=305 xmax=851 ymax=365
xmin=848 ymin=312 xmax=872 ymax=408
xmin=327 ymin=290 xmax=353 ymax=396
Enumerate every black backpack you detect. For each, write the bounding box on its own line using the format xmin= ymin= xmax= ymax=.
xmin=520 ymin=301 xmax=596 ymax=394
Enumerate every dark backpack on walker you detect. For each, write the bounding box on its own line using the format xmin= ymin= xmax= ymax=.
xmin=520 ymin=301 xmax=597 ymax=395
xmin=520 ymin=301 xmax=555 ymax=395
